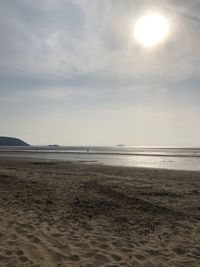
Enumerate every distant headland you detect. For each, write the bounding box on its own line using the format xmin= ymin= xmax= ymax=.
xmin=0 ymin=136 xmax=30 ymax=146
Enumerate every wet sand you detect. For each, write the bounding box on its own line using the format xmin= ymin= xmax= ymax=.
xmin=0 ymin=158 xmax=200 ymax=266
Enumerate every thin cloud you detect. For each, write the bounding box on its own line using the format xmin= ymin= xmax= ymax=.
xmin=0 ymin=0 xmax=200 ymax=82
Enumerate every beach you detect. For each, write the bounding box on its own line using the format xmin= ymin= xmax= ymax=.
xmin=0 ymin=158 xmax=200 ymax=266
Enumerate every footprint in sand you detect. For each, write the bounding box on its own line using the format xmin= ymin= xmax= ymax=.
xmin=5 ymin=250 xmax=13 ymax=256
xmin=0 ymin=255 xmax=9 ymax=264
xmin=94 ymin=253 xmax=110 ymax=264
xmin=110 ymin=253 xmax=123 ymax=262
xmin=19 ymin=255 xmax=29 ymax=263
xmin=69 ymin=254 xmax=80 ymax=262
xmin=15 ymin=249 xmax=24 ymax=256
xmin=26 ymin=234 xmax=41 ymax=245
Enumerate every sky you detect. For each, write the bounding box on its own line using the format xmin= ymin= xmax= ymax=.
xmin=0 ymin=0 xmax=200 ymax=146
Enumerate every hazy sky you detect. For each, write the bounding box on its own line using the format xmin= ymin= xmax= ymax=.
xmin=1 ymin=0 xmax=200 ymax=146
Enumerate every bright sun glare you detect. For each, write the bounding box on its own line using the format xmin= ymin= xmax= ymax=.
xmin=134 ymin=14 xmax=170 ymax=47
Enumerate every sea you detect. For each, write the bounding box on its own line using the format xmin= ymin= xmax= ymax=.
xmin=0 ymin=146 xmax=200 ymax=171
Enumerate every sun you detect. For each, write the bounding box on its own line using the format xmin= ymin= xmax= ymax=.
xmin=134 ymin=14 xmax=170 ymax=47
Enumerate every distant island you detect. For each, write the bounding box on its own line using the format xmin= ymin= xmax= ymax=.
xmin=116 ymin=144 xmax=125 ymax=147
xmin=0 ymin=136 xmax=30 ymax=146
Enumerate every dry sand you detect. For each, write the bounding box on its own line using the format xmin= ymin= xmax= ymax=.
xmin=0 ymin=158 xmax=200 ymax=266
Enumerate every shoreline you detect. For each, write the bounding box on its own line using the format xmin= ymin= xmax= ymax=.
xmin=0 ymin=158 xmax=200 ymax=266
xmin=1 ymin=154 xmax=200 ymax=173
xmin=1 ymin=150 xmax=200 ymax=158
